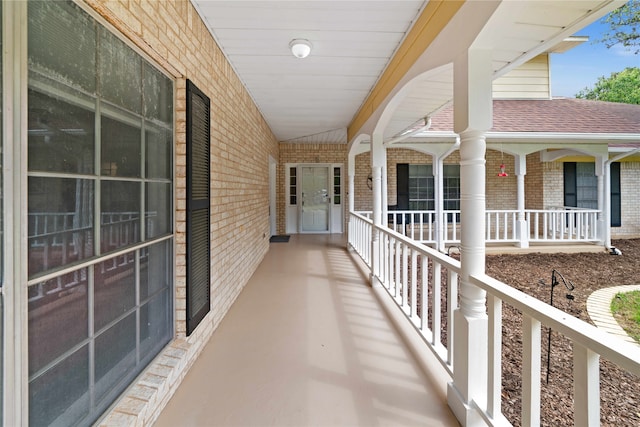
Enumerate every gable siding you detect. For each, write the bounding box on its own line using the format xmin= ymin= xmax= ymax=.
xmin=492 ymin=54 xmax=551 ymax=99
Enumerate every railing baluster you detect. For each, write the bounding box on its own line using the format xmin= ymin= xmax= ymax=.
xmin=402 ymin=242 xmax=409 ymax=310
xmin=382 ymin=234 xmax=388 ymax=289
xmin=393 ymin=240 xmax=402 ymax=298
xmin=447 ymin=270 xmax=458 ymax=366
xmin=503 ymin=212 xmax=508 ymax=240
xmin=487 ymin=295 xmax=502 ymax=420
xmin=420 ymin=254 xmax=429 ymax=333
xmin=573 ymin=342 xmax=600 ymax=426
xmin=522 ymin=315 xmax=541 ymax=427
xmin=411 ymin=249 xmax=418 ymax=321
xmin=432 ymin=262 xmax=441 ymax=348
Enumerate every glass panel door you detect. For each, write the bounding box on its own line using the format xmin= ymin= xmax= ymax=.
xmin=301 ymin=166 xmax=330 ymax=232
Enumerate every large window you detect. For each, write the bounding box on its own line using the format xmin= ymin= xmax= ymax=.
xmin=408 ymin=165 xmax=433 ymax=210
xmin=27 ymin=2 xmax=173 ymax=425
xmin=398 ymin=163 xmax=460 ymax=211
xmin=564 ymin=161 xmax=621 ymax=227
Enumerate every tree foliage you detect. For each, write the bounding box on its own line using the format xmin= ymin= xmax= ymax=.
xmin=598 ymin=0 xmax=640 ymax=53
xmin=576 ymin=67 xmax=640 ymax=104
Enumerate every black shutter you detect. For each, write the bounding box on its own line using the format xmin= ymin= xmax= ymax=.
xmin=186 ymin=80 xmax=211 ymax=336
xmin=397 ymin=163 xmax=409 ymax=210
xmin=611 ymin=162 xmax=621 ymax=227
xmin=563 ymin=162 xmax=577 ymax=207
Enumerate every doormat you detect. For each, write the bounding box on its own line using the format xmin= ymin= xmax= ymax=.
xmin=269 ymin=235 xmax=290 ymax=243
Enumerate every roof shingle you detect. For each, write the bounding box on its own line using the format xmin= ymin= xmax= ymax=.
xmin=429 ymin=98 xmax=640 ymax=134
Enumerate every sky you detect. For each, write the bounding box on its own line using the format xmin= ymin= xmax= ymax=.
xmin=550 ymin=18 xmax=639 ymax=98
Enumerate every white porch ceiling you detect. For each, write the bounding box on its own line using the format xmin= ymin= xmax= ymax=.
xmin=191 ymin=0 xmax=623 ymax=145
xmin=192 ymin=0 xmax=427 ymax=143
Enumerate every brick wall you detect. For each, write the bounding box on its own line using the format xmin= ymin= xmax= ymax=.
xmin=542 ymin=161 xmax=566 ymax=208
xmin=84 ymin=1 xmax=279 ymax=424
xmin=353 ymin=147 xmax=517 ymax=211
xmin=614 ymin=162 xmax=640 ymax=239
xmin=525 ymin=153 xmax=544 ymax=209
xmin=355 ymin=151 xmax=372 ymax=211
xmin=485 ymin=149 xmax=517 ymax=210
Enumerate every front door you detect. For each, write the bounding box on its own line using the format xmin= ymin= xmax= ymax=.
xmin=301 ymin=166 xmax=330 ymax=232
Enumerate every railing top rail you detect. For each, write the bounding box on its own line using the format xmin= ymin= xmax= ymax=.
xmin=351 ymin=211 xmax=373 ymax=224
xmin=471 ymin=272 xmax=640 ymax=375
xmin=542 ymin=206 xmax=600 ymax=212
xmin=373 ymin=222 xmax=461 ymax=272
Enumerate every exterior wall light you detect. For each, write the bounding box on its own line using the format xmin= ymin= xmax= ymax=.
xmin=289 ymin=39 xmax=312 ymax=58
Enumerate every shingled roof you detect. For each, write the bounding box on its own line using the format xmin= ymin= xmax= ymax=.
xmin=428 ymin=98 xmax=640 ymax=134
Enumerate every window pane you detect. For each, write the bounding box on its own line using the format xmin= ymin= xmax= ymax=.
xmin=101 ymin=181 xmax=141 ymax=253
xmin=146 ymin=182 xmax=171 ymax=239
xmin=140 ymin=290 xmax=172 ymax=363
xmin=145 ymin=125 xmax=171 ymax=179
xmin=576 ymin=163 xmax=598 ymax=209
xmin=101 ymin=115 xmax=141 ymax=178
xmin=28 ymin=1 xmax=96 ymax=93
xmin=94 ymin=255 xmax=136 ymax=332
xmin=28 ymin=269 xmax=89 ymax=376
xmin=29 ymin=346 xmax=89 ymax=427
xmin=143 ymin=63 xmax=173 ymax=123
xmin=28 ymin=178 xmax=94 ymax=277
xmin=94 ymin=313 xmax=136 ymax=404
xmin=28 ymin=89 xmax=95 ymax=174
xmin=99 ymin=28 xmax=142 ymax=114
xmin=140 ymin=240 xmax=171 ymax=301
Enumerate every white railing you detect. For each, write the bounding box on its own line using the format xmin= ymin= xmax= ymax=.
xmin=388 ymin=210 xmax=438 ymax=243
xmin=471 ymin=272 xmax=640 ymax=426
xmin=348 ymin=212 xmax=371 ymax=266
xmin=486 ymin=210 xmax=518 ymax=243
xmin=348 ymin=210 xmax=640 ymax=426
xmin=357 ymin=207 xmax=600 ymax=246
xmin=527 ymin=208 xmax=599 ymax=242
xmin=350 ymin=211 xmax=459 ymax=376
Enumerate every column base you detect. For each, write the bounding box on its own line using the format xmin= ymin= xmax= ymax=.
xmin=447 ymin=382 xmax=486 ymax=426
xmin=597 ymin=219 xmax=606 ymax=246
xmin=371 ymin=274 xmax=383 ymax=288
xmin=449 ymin=308 xmax=488 ymax=426
xmin=516 ymin=219 xmax=529 ymax=248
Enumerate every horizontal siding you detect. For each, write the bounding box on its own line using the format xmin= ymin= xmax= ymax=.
xmin=493 ymin=54 xmax=550 ymax=99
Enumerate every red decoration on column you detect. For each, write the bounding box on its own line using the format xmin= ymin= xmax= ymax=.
xmin=498 ymin=164 xmax=508 ymax=177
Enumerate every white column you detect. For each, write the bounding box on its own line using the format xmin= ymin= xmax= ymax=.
xmin=447 ymin=48 xmax=492 ymax=426
xmin=595 ymin=156 xmax=607 ymax=246
xmin=381 ymin=148 xmax=388 ymax=226
xmin=348 ymin=152 xmax=355 ymax=215
xmin=433 ymin=156 xmax=445 ymax=252
xmin=347 ymin=152 xmax=356 ymax=249
xmin=603 ymin=161 xmax=612 ymax=248
xmin=515 ymin=154 xmax=529 ymax=248
xmin=371 ymin=133 xmax=384 ymax=287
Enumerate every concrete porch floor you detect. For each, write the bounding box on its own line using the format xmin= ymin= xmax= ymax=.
xmin=154 ymin=234 xmax=458 ymax=426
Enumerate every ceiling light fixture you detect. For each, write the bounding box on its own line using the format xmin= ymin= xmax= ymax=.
xmin=289 ymin=39 xmax=312 ymax=59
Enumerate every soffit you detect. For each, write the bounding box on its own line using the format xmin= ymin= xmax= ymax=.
xmin=379 ymin=1 xmax=623 ymax=144
xmin=191 ymin=0 xmax=623 ymax=147
xmin=191 ymin=0 xmax=427 ymax=143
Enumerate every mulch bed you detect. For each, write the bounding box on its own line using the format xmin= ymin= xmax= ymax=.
xmin=485 ymin=239 xmax=640 ymax=426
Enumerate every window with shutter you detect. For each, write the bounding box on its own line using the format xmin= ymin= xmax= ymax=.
xmin=611 ymin=162 xmax=621 ymax=227
xmin=186 ymin=80 xmax=211 ymax=335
